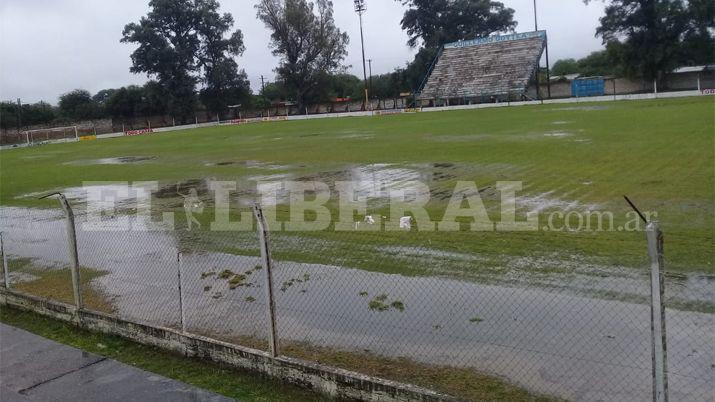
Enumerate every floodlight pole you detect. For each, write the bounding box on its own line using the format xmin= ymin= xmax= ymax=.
xmin=533 ymin=0 xmax=551 ymax=99
xmin=368 ymin=59 xmax=373 ymax=98
xmin=355 ymin=0 xmax=370 ymax=111
xmin=533 ymin=1 xmax=541 ymax=100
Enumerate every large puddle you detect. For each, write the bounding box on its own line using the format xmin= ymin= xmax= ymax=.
xmin=0 ymin=206 xmax=712 ymax=401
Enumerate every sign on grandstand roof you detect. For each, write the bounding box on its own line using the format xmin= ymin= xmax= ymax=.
xmin=444 ymin=30 xmax=546 ymax=49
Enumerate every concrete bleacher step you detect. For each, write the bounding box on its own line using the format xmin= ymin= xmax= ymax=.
xmin=420 ymin=33 xmax=546 ymax=100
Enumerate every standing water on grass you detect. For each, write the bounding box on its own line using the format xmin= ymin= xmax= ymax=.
xmin=0 ymin=205 xmax=712 ymax=401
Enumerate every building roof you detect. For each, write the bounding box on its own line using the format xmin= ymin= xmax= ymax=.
xmin=550 ymin=73 xmax=581 ymax=82
xmin=672 ymin=65 xmax=715 ymax=74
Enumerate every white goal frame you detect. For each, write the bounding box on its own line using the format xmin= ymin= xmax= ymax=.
xmin=21 ymin=125 xmax=78 ymax=146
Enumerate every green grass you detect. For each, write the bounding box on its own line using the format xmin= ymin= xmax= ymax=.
xmin=0 ymin=306 xmax=333 ymax=402
xmin=7 ymin=258 xmax=114 ymax=313
xmin=0 ymin=96 xmax=713 ymax=275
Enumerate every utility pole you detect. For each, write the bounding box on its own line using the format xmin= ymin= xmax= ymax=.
xmin=260 ymin=75 xmax=266 ymax=94
xmin=368 ymin=59 xmax=373 ymax=99
xmin=354 ymin=0 xmax=369 ymax=110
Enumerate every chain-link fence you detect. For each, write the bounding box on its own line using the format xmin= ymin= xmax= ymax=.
xmin=0 ymin=201 xmax=712 ymax=402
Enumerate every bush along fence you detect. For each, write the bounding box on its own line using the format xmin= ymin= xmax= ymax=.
xmin=0 ymin=191 xmax=705 ymax=401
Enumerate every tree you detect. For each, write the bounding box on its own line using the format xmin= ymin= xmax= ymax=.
xmin=396 ymin=0 xmax=516 ymax=91
xmin=58 ymin=89 xmax=101 ymax=121
xmin=551 ymin=58 xmax=580 ymax=76
xmin=23 ymin=102 xmax=57 ymax=126
xmin=398 ymin=0 xmax=517 ymax=49
xmin=93 ymin=89 xmax=118 ymax=107
xmin=103 ymin=82 xmax=170 ymax=121
xmin=586 ymin=0 xmax=714 ymax=81
xmin=0 ymin=101 xmax=57 ymax=130
xmin=122 ymin=0 xmax=247 ymax=121
xmin=578 ymin=49 xmax=619 ymax=76
xmin=261 ymin=81 xmax=289 ymax=103
xmin=325 ymin=73 xmax=362 ymax=101
xmin=142 ymin=81 xmax=170 ymax=116
xmin=105 ymin=86 xmax=146 ymax=120
xmin=679 ymin=0 xmax=715 ymax=65
xmin=372 ymin=69 xmax=411 ymax=99
xmin=196 ymin=3 xmax=252 ymax=114
xmin=256 ymin=0 xmax=349 ymax=110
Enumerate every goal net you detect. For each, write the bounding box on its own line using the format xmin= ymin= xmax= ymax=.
xmin=21 ymin=126 xmax=78 ymax=146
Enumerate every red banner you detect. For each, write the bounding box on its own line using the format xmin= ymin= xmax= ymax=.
xmin=125 ymin=128 xmax=154 ymax=136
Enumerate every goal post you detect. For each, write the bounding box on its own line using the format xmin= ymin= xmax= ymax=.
xmin=21 ymin=126 xmax=79 ymax=146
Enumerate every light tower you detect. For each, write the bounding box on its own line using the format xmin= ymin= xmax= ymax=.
xmin=354 ymin=0 xmax=369 ymax=110
xmin=533 ymin=0 xmax=551 ymax=98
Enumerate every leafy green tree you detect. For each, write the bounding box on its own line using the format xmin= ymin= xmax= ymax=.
xmin=398 ymin=0 xmax=517 ymax=48
xmin=326 ymin=73 xmax=362 ymax=101
xmin=0 ymin=101 xmax=57 ymax=129
xmin=0 ymin=102 xmax=21 ymax=130
xmin=196 ymin=3 xmax=252 ymax=114
xmin=577 ymin=49 xmax=619 ymax=76
xmin=92 ymin=89 xmax=118 ymax=107
xmin=396 ymin=0 xmax=516 ymax=91
xmin=122 ymin=0 xmax=247 ymax=121
xmin=551 ymin=59 xmax=580 ymax=76
xmin=679 ymin=0 xmax=715 ymax=65
xmin=256 ymin=0 xmax=350 ymax=110
xmin=58 ymin=89 xmax=101 ymax=120
xmin=23 ymin=102 xmax=57 ymax=126
xmin=105 ymin=86 xmax=146 ymax=120
xmin=261 ymin=81 xmax=289 ymax=103
xmin=586 ymin=0 xmax=714 ymax=81
xmin=371 ymin=69 xmax=411 ymax=99
xmin=142 ymin=81 xmax=170 ymax=116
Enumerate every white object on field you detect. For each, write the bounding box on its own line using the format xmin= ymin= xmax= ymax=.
xmin=364 ymin=215 xmax=376 ymax=225
xmin=399 ymin=216 xmax=412 ymax=230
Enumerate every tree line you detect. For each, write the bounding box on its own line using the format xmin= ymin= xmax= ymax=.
xmin=3 ymin=0 xmax=712 ymax=128
xmin=554 ymin=0 xmax=713 ymax=78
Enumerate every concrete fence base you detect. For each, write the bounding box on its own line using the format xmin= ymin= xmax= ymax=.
xmin=0 ymin=288 xmax=457 ymax=402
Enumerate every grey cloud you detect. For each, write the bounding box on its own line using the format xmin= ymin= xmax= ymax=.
xmin=0 ymin=0 xmax=604 ymax=104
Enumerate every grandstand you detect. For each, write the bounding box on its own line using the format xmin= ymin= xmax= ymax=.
xmin=418 ymin=31 xmax=547 ymax=103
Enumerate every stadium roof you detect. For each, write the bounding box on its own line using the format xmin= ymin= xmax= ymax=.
xmin=419 ymin=31 xmax=547 ymax=100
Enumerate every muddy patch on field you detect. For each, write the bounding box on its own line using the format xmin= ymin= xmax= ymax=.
xmin=64 ymin=156 xmax=157 ymax=165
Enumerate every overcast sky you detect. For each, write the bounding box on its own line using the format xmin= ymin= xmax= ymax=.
xmin=0 ymin=0 xmax=606 ymax=104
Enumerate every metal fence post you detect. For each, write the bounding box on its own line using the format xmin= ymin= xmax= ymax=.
xmin=646 ymin=221 xmax=669 ymax=402
xmin=1 ymin=232 xmax=9 ymax=288
xmin=177 ymin=250 xmax=186 ymax=333
xmin=39 ymin=193 xmax=84 ymax=310
xmin=253 ymin=204 xmax=279 ymax=357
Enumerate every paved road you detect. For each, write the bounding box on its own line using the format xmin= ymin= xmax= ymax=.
xmin=0 ymin=323 xmax=235 ymax=401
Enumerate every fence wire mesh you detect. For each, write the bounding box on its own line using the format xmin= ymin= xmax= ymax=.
xmin=0 ymin=203 xmax=712 ymax=402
